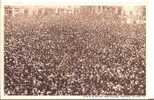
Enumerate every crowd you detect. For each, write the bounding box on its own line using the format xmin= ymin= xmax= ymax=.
xmin=4 ymin=10 xmax=145 ymax=95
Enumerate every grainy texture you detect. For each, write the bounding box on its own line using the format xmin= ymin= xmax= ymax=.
xmin=4 ymin=6 xmax=146 ymax=95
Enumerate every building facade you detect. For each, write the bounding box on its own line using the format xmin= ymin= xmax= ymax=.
xmin=5 ymin=6 xmax=146 ymax=24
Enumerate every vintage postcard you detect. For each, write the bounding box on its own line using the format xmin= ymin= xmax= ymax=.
xmin=0 ymin=0 xmax=152 ymax=99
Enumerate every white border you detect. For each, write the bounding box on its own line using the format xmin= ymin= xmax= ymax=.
xmin=1 ymin=0 xmax=153 ymax=99
xmin=0 ymin=0 xmax=4 ymax=99
xmin=2 ymin=0 xmax=147 ymax=6
xmin=147 ymin=0 xmax=154 ymax=98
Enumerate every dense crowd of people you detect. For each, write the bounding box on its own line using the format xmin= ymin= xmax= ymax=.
xmin=4 ymin=9 xmax=145 ymax=95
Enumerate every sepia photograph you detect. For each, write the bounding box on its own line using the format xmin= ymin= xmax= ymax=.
xmin=0 ymin=0 xmax=152 ymax=99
